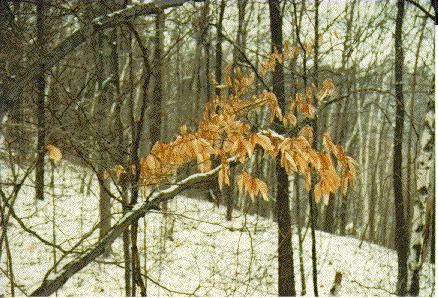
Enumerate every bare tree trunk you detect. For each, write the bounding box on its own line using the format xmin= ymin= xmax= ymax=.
xmin=92 ymin=27 xmax=112 ymax=245
xmin=215 ymin=0 xmax=225 ymax=98
xmin=212 ymin=0 xmax=232 ymax=219
xmin=336 ymin=0 xmax=356 ymax=236
xmin=150 ymin=12 xmax=164 ymax=149
xmin=35 ymin=0 xmax=45 ymax=202
xmin=269 ymin=1 xmax=296 ymax=296
xmin=406 ymin=16 xmax=427 ymax=244
xmin=193 ymin=3 xmax=207 ymax=119
xmin=295 ymin=175 xmax=306 ymax=295
xmin=324 ymin=193 xmax=335 ymax=233
xmin=213 ymin=0 xmax=232 ymax=219
xmin=394 ymin=0 xmax=408 ymax=295
xmin=231 ymin=0 xmax=249 ymax=219
xmin=309 ymin=0 xmax=320 ymax=295
xmin=127 ymin=21 xmax=153 ymax=295
xmin=151 ymin=12 xmax=170 ymax=241
xmin=122 ymin=29 xmax=136 ymax=297
xmin=368 ymin=101 xmax=385 ymax=242
xmin=111 ymin=24 xmax=132 ymax=296
xmin=408 ymin=90 xmax=434 ymax=296
xmin=5 ymin=231 xmax=14 ymax=296
xmin=202 ymin=1 xmax=211 ymax=102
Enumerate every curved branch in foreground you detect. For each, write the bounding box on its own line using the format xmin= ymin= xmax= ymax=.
xmin=30 ymin=163 xmax=224 ymax=297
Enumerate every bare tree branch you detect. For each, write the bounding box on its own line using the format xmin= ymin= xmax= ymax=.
xmin=405 ymin=0 xmax=435 ymax=22
xmin=30 ymin=162 xmax=227 ymax=297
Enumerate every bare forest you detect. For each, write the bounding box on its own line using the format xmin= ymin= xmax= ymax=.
xmin=0 ymin=0 xmax=436 ymax=296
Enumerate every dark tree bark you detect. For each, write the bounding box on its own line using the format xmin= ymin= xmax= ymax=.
xmin=394 ymin=0 xmax=408 ymax=295
xmin=193 ymin=2 xmax=209 ymax=117
xmin=309 ymin=0 xmax=320 ymax=295
xmin=202 ymin=1 xmax=211 ymax=101
xmin=214 ymin=1 xmax=227 ymax=215
xmin=269 ymin=1 xmax=296 ymax=296
xmin=35 ymin=0 xmax=45 ymax=201
xmin=126 ymin=16 xmax=155 ymax=295
xmin=324 ymin=194 xmax=335 ymax=233
xmin=338 ymin=196 xmax=347 ymax=235
xmin=432 ymin=202 xmax=435 ymax=265
xmin=215 ymin=0 xmax=225 ymax=97
xmin=295 ymin=175 xmax=306 ymax=295
xmin=433 ymin=0 xmax=438 ymax=24
xmin=368 ymin=116 xmax=386 ymax=242
xmin=95 ymin=29 xmax=112 ymax=244
xmin=110 ymin=24 xmax=132 ymax=296
xmin=233 ymin=0 xmax=248 ymax=67
xmin=336 ymin=0 xmax=356 ymax=237
xmin=150 ymin=14 xmax=164 ymax=147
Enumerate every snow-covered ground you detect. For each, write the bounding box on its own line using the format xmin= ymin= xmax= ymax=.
xmin=0 ymin=162 xmax=435 ymax=296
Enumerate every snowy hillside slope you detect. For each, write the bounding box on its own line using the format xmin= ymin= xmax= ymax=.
xmin=0 ymin=162 xmax=435 ymax=296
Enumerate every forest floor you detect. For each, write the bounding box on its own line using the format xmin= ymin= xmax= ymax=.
xmin=0 ymin=162 xmax=435 ymax=296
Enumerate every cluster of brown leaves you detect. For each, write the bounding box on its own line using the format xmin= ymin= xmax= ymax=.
xmin=261 ymin=33 xmax=331 ymax=75
xmin=274 ymin=125 xmax=354 ymax=205
xmin=46 ymin=144 xmax=62 ymax=161
xmin=223 ymin=66 xmax=255 ymax=96
xmin=317 ymin=79 xmax=336 ymax=102
xmin=322 ymin=134 xmax=356 ymax=196
xmin=134 ymin=65 xmax=353 ymax=204
xmin=261 ymin=47 xmax=286 ymax=75
xmin=237 ymin=171 xmax=269 ymax=201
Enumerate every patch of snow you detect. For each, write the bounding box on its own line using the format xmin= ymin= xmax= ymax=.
xmin=0 ymin=162 xmax=435 ymax=296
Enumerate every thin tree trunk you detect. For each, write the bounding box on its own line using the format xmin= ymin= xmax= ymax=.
xmin=94 ymin=29 xmax=112 ymax=245
xmin=213 ymin=0 xmax=232 ymax=221
xmin=202 ymin=1 xmax=211 ymax=102
xmin=368 ymin=101 xmax=385 ymax=242
xmin=324 ymin=193 xmax=335 ymax=233
xmin=151 ymin=12 xmax=170 ymax=241
xmin=215 ymin=0 xmax=225 ymax=98
xmin=231 ymin=0 xmax=249 ymax=218
xmin=112 ymin=24 xmax=132 ymax=296
xmin=150 ymin=12 xmax=164 ymax=154
xmin=128 ymin=21 xmax=152 ymax=294
xmin=5 ymin=231 xmax=14 ymax=296
xmin=339 ymin=193 xmax=347 ymax=236
xmin=394 ymin=0 xmax=408 ymax=295
xmin=213 ymin=0 xmax=229 ymax=215
xmin=338 ymin=0 xmax=356 ymax=235
xmin=35 ymin=0 xmax=45 ymax=202
xmin=123 ymin=30 xmax=135 ymax=297
xmin=309 ymin=0 xmax=320 ymax=295
xmin=269 ymin=1 xmax=296 ymax=296
xmin=295 ymin=175 xmax=306 ymax=295
xmin=193 ymin=5 xmax=205 ymax=118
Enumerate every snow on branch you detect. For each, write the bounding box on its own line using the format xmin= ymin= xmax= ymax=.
xmin=93 ymin=0 xmax=188 ymax=28
xmin=30 ymin=161 xmax=226 ymax=297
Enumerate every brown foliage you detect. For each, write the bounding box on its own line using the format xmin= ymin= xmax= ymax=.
xmin=135 ymin=60 xmax=354 ymax=205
